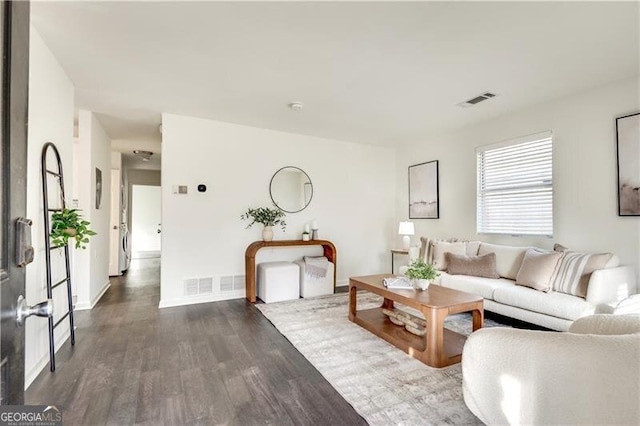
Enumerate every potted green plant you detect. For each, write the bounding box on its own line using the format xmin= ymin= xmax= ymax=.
xmin=302 ymin=231 xmax=310 ymax=241
xmin=241 ymin=206 xmax=286 ymax=241
xmin=404 ymin=259 xmax=440 ymax=290
xmin=50 ymin=208 xmax=97 ymax=249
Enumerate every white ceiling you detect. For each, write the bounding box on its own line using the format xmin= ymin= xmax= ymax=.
xmin=31 ymin=1 xmax=639 ymax=148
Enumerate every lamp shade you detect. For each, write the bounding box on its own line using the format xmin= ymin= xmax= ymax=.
xmin=398 ymin=221 xmax=415 ymax=236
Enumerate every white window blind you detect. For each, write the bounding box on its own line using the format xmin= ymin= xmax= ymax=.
xmin=476 ymin=131 xmax=553 ymax=237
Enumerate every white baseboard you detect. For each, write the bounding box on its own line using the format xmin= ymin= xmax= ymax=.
xmin=92 ymin=280 xmax=111 ymax=306
xmin=159 ymin=292 xmax=244 ymax=309
xmin=74 ymin=280 xmax=110 ymax=311
xmin=336 ymin=279 xmax=348 ymax=287
xmin=24 ymin=328 xmax=70 ymax=389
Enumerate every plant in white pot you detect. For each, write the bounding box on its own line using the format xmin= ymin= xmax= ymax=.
xmin=241 ymin=206 xmax=286 ymax=241
xmin=404 ymin=259 xmax=440 ymax=290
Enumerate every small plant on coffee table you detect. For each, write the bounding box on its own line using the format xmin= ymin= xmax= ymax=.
xmin=404 ymin=259 xmax=439 ymax=281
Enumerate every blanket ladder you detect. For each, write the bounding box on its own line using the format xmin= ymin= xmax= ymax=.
xmin=41 ymin=142 xmax=76 ymax=372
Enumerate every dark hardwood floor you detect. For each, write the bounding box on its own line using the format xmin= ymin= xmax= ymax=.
xmin=26 ymin=257 xmax=366 ymax=425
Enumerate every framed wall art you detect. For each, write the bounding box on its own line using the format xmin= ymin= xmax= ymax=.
xmin=95 ymin=167 xmax=102 ymax=210
xmin=616 ymin=112 xmax=640 ymax=216
xmin=409 ymin=160 xmax=439 ymax=219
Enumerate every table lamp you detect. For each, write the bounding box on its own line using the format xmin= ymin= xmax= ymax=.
xmin=398 ymin=221 xmax=415 ymax=250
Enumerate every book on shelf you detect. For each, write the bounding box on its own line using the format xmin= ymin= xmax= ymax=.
xmin=382 ymin=276 xmax=414 ymax=289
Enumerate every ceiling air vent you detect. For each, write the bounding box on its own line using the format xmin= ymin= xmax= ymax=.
xmin=457 ymin=92 xmax=497 ymax=108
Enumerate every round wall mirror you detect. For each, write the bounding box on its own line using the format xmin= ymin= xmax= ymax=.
xmin=269 ymin=166 xmax=313 ymax=213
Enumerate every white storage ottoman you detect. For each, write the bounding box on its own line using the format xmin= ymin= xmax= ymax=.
xmin=257 ymin=261 xmax=300 ymax=303
xmin=294 ymin=259 xmax=335 ymax=298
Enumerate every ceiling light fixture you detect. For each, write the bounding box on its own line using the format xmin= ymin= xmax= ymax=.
xmin=133 ymin=150 xmax=153 ymax=161
xmin=288 ymin=101 xmax=304 ymax=111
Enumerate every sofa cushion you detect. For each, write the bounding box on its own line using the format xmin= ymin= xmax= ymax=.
xmin=432 ymin=241 xmax=468 ymax=270
xmin=439 ymin=272 xmax=515 ymax=300
xmin=477 ymin=243 xmax=529 ymax=280
xmin=446 ymin=252 xmax=500 ymax=279
xmin=492 ymin=285 xmax=595 ymax=321
xmin=551 ymin=249 xmax=618 ymax=298
xmin=515 ymin=248 xmax=563 ymax=292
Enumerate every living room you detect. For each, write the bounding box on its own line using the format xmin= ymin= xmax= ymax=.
xmin=15 ymin=0 xmax=640 ymax=424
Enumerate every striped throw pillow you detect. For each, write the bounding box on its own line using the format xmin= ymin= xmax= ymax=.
xmin=551 ymin=250 xmax=614 ymax=298
xmin=418 ymin=237 xmax=458 ymax=264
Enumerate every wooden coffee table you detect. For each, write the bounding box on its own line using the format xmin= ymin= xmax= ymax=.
xmin=349 ymin=274 xmax=483 ymax=368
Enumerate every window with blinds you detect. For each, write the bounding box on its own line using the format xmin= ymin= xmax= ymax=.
xmin=476 ymin=131 xmax=553 ymax=236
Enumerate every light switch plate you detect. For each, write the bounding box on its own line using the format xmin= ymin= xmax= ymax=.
xmin=172 ymin=185 xmax=188 ymax=194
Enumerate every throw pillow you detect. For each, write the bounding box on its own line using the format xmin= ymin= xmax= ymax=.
xmin=446 ymin=252 xmax=500 ymax=279
xmin=465 ymin=241 xmax=481 ymax=257
xmin=477 ymin=243 xmax=529 ymax=280
xmin=431 ymin=241 xmax=468 ymax=270
xmin=515 ymin=248 xmax=563 ymax=292
xmin=553 ymin=243 xmax=569 ymax=252
xmin=419 ymin=237 xmax=458 ymax=264
xmin=551 ymin=249 xmax=615 ymax=298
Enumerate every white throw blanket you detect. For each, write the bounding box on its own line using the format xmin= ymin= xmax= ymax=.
xmin=304 ymin=256 xmax=329 ymax=278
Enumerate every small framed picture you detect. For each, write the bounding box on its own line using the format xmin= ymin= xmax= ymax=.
xmin=409 ymin=160 xmax=439 ymax=219
xmin=95 ymin=167 xmax=102 ymax=210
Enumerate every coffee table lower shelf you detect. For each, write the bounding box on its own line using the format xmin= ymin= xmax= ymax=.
xmin=353 ymin=307 xmax=466 ymax=365
xmin=348 ymin=274 xmax=483 ymax=368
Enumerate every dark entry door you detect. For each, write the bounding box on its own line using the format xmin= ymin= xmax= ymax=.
xmin=0 ymin=1 xmax=30 ymax=405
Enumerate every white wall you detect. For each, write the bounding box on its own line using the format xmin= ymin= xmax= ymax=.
xmin=125 ymin=169 xmax=161 ymax=229
xmin=25 ymin=27 xmax=74 ymax=388
xmin=131 ymin=185 xmax=162 ymax=252
xmin=160 ymin=114 xmax=396 ymax=307
xmin=395 ymin=77 xmax=640 ymax=272
xmin=74 ymin=111 xmax=112 ymax=310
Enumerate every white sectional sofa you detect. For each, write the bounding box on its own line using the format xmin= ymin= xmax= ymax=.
xmin=419 ymin=238 xmax=637 ymax=331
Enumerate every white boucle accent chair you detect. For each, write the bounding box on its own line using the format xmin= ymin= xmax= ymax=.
xmin=462 ymin=314 xmax=640 ymax=425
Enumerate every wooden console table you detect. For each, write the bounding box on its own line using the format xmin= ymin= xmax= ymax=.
xmin=244 ymin=239 xmax=337 ymax=303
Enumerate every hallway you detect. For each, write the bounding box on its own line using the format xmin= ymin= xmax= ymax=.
xmin=26 ymin=258 xmax=364 ymax=425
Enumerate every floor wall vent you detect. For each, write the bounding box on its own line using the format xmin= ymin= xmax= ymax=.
xmin=184 ymin=277 xmax=214 ymax=296
xmin=199 ymin=277 xmax=213 ymax=294
xmin=184 ymin=278 xmax=199 ymax=296
xmin=220 ymin=276 xmax=234 ymax=292
xmin=220 ymin=275 xmax=246 ymax=292
xmin=233 ymin=275 xmax=245 ymax=291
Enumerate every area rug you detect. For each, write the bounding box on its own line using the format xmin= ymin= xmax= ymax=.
xmin=256 ymin=292 xmax=507 ymax=425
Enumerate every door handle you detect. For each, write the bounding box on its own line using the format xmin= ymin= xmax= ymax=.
xmin=16 ymin=296 xmax=53 ymax=326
